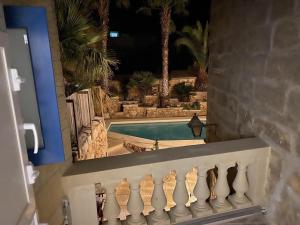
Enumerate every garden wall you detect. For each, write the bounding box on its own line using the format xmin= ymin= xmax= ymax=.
xmin=66 ymin=89 xmax=108 ymax=160
xmin=208 ymin=0 xmax=300 ymax=224
xmin=77 ymin=118 xmax=108 ymax=160
xmin=111 ymin=103 xmax=206 ymax=119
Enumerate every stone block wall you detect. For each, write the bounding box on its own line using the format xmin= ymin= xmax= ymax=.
xmin=208 ymin=0 xmax=300 ymax=224
xmin=1 ymin=1 xmax=72 ymax=225
xmin=190 ymin=91 xmax=207 ymax=102
xmin=169 ymin=77 xmax=196 ymax=94
xmin=143 ymin=95 xmax=159 ymax=106
xmin=92 ymin=86 xmax=120 ymax=117
xmin=77 ymin=118 xmax=108 ymax=160
xmin=119 ymin=104 xmax=206 ymax=119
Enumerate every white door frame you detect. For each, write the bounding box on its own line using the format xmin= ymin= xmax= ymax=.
xmin=0 ymin=31 xmax=38 ymax=225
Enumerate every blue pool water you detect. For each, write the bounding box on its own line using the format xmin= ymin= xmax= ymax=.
xmin=109 ymin=121 xmax=206 ymax=140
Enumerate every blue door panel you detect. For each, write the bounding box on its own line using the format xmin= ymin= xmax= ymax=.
xmin=4 ymin=6 xmax=65 ymax=165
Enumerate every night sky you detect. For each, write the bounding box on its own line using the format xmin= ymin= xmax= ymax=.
xmin=109 ymin=0 xmax=211 ymax=76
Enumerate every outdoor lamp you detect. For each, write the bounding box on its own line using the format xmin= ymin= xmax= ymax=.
xmin=188 ymin=113 xmax=205 ymax=137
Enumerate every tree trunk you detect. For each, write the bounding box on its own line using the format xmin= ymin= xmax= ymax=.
xmin=160 ymin=6 xmax=171 ymax=98
xmin=98 ymin=0 xmax=110 ymax=91
xmin=196 ymin=66 xmax=208 ymax=91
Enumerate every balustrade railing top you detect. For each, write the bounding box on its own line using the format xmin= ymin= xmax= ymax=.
xmin=64 ymin=137 xmax=268 ymax=176
xmin=62 ymin=137 xmax=271 ymax=225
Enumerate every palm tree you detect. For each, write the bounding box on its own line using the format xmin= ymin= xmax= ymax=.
xmin=55 ymin=0 xmax=118 ymax=95
xmin=95 ymin=0 xmax=130 ymax=54
xmin=139 ymin=0 xmax=190 ymax=99
xmin=175 ymin=21 xmax=209 ymax=91
xmin=94 ymin=0 xmax=130 ymax=90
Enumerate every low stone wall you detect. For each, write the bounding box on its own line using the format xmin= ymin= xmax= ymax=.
xmin=110 ymin=96 xmax=121 ymax=114
xmin=190 ymin=91 xmax=207 ymax=102
xmin=169 ymin=77 xmax=197 ymax=93
xmin=143 ymin=95 xmax=159 ymax=106
xmin=122 ymin=104 xmax=146 ymax=118
xmin=146 ymin=107 xmax=203 ymax=118
xmin=77 ymin=118 xmax=108 ymax=160
xmin=112 ymin=104 xmax=206 ymax=119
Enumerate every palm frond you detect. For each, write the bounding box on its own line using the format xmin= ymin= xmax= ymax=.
xmin=175 ymin=21 xmax=209 ymax=68
xmin=55 ymin=0 xmax=119 ymax=92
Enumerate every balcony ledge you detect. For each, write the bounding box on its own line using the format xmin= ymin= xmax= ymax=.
xmin=64 ymin=137 xmax=269 ymax=176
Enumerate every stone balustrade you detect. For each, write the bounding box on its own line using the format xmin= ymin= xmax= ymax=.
xmin=62 ymin=138 xmax=270 ymax=225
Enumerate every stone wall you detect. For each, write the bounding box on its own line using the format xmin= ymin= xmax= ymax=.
xmin=77 ymin=118 xmax=108 ymax=160
xmin=143 ymin=95 xmax=159 ymax=106
xmin=168 ymin=77 xmax=196 ymax=94
xmin=1 ymin=1 xmax=72 ymax=225
xmin=208 ymin=0 xmax=300 ymax=224
xmin=93 ymin=86 xmax=120 ymax=117
xmin=190 ymin=91 xmax=207 ymax=102
xmin=66 ymin=88 xmax=109 ymax=160
xmin=114 ymin=104 xmax=206 ymax=119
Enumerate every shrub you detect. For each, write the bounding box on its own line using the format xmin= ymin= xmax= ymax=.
xmin=127 ymin=71 xmax=156 ymax=101
xmin=191 ymin=101 xmax=200 ymax=109
xmin=172 ymin=82 xmax=194 ymax=102
xmin=181 ymin=101 xmax=200 ymax=110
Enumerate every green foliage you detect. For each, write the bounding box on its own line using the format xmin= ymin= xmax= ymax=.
xmin=191 ymin=101 xmax=200 ymax=109
xmin=55 ymin=0 xmax=118 ymax=95
xmin=175 ymin=21 xmax=208 ymax=70
xmin=138 ymin=0 xmax=190 ymax=33
xmin=181 ymin=101 xmax=200 ymax=110
xmin=172 ymin=82 xmax=194 ymax=102
xmin=127 ymin=71 xmax=156 ymax=97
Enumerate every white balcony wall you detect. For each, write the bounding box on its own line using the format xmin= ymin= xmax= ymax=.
xmin=62 ymin=138 xmax=270 ymax=225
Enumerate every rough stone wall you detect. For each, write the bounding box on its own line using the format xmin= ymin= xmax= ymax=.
xmin=143 ymin=95 xmax=159 ymax=106
xmin=168 ymin=77 xmax=196 ymax=94
xmin=118 ymin=104 xmax=206 ymax=119
xmin=77 ymin=118 xmax=108 ymax=160
xmin=208 ymin=0 xmax=300 ymax=224
xmin=190 ymin=91 xmax=208 ymax=102
xmin=92 ymin=86 xmax=120 ymax=117
xmin=1 ymin=1 xmax=72 ymax=225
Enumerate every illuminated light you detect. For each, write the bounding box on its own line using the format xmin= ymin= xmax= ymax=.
xmin=110 ymin=31 xmax=119 ymax=38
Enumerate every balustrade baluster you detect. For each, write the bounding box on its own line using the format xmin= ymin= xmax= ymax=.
xmin=147 ymin=174 xmax=170 ymax=225
xmin=103 ymin=183 xmax=121 ymax=225
xmin=190 ymin=166 xmax=213 ymax=217
xmin=211 ymin=163 xmax=234 ymax=212
xmin=229 ymin=162 xmax=252 ymax=208
xmin=127 ymin=178 xmax=147 ymax=225
xmin=169 ymin=170 xmax=192 ymax=223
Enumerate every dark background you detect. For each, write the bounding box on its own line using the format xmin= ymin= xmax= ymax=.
xmin=109 ymin=0 xmax=211 ymax=76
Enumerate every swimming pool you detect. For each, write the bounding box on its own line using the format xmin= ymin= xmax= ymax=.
xmin=109 ymin=121 xmax=206 ymax=140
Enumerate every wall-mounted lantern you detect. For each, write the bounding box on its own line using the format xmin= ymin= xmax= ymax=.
xmin=188 ymin=113 xmax=217 ymax=141
xmin=188 ymin=113 xmax=205 ymax=137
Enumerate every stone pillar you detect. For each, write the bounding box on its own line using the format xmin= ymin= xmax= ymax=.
xmin=190 ymin=166 xmax=213 ymax=217
xmin=169 ymin=170 xmax=192 ymax=223
xmin=211 ymin=163 xmax=234 ymax=212
xmin=103 ymin=183 xmax=121 ymax=225
xmin=229 ymin=162 xmax=252 ymax=208
xmin=127 ymin=178 xmax=147 ymax=225
xmin=147 ymin=174 xmax=170 ymax=225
